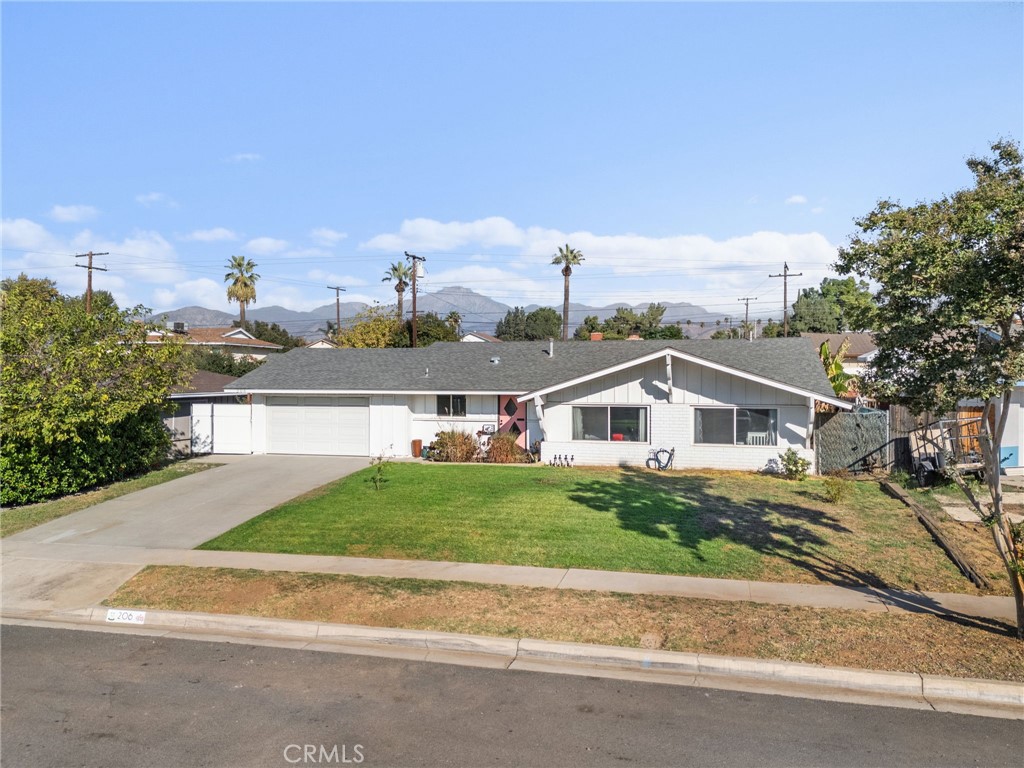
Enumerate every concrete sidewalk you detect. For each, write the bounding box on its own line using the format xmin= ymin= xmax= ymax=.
xmin=3 ymin=538 xmax=1015 ymax=622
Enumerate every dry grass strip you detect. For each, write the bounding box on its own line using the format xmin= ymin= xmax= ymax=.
xmin=105 ymin=566 xmax=1024 ymax=682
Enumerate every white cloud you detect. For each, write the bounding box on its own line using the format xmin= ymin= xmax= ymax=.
xmin=811 ymin=206 xmax=825 ymax=215
xmin=310 ymin=227 xmax=347 ymax=246
xmin=153 ymin=278 xmax=229 ymax=313
xmin=244 ymin=237 xmax=289 ymax=255
xmin=282 ymin=247 xmax=331 ymax=260
xmin=361 ymin=216 xmax=525 ymax=252
xmin=226 ymin=152 xmax=262 ymax=163
xmin=359 ymin=216 xmax=841 ymax=318
xmin=136 ymin=192 xmax=178 ymax=208
xmin=183 ymin=227 xmax=238 ymax=242
xmin=785 ymin=195 xmax=808 ymax=205
xmin=50 ymin=204 xmax=98 ymax=223
xmin=2 ymin=217 xmax=189 ymax=299
xmin=307 ymin=268 xmax=367 ymax=287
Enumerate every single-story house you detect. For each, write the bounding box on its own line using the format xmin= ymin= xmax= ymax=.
xmin=147 ymin=325 xmax=283 ymax=360
xmin=220 ymin=338 xmax=851 ymax=472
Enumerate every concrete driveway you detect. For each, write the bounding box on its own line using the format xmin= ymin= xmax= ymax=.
xmin=2 ymin=455 xmax=368 ymax=614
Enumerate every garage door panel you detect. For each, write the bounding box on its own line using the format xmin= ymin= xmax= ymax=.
xmin=267 ymin=396 xmax=368 ymax=456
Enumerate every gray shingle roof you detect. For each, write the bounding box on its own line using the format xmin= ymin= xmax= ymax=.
xmin=227 ymin=338 xmax=838 ymax=401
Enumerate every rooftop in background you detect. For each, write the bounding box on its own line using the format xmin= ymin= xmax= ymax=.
xmin=146 ymin=326 xmax=284 ymax=351
xmin=461 ymin=331 xmax=502 ymax=343
xmin=171 ymin=370 xmax=238 ymax=396
xmin=799 ymin=332 xmax=877 ymax=360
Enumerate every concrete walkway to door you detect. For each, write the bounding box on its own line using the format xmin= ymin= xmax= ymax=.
xmin=2 ymin=455 xmax=368 ymax=614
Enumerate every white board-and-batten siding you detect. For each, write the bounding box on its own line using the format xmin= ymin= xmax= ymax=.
xmin=540 ymin=359 xmax=814 ymax=471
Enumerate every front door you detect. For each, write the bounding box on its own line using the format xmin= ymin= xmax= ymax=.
xmin=498 ymin=395 xmax=527 ymax=448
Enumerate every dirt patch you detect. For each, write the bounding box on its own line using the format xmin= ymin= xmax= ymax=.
xmin=106 ymin=566 xmax=1024 ymax=682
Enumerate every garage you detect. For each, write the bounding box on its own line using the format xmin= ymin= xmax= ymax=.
xmin=267 ymin=396 xmax=369 ymax=456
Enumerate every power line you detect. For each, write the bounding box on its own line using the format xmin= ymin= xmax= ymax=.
xmin=769 ymin=262 xmax=803 ymax=337
xmin=74 ymin=251 xmax=109 ymax=314
xmin=327 ymin=285 xmax=346 ymax=335
xmin=406 ymin=251 xmax=426 ymax=347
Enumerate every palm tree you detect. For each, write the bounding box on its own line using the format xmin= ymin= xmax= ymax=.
xmin=224 ymin=255 xmax=259 ymax=325
xmin=551 ymin=243 xmax=584 ymax=341
xmin=382 ymin=261 xmax=412 ymax=320
xmin=445 ymin=311 xmax=462 ymax=336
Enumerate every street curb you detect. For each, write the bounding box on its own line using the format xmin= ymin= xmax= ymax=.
xmin=4 ymin=607 xmax=1021 ymax=719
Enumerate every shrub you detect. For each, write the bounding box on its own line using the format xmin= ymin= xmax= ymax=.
xmin=368 ymin=453 xmax=392 ymax=491
xmin=822 ymin=473 xmax=853 ymax=504
xmin=778 ymin=447 xmax=811 ymax=481
xmin=428 ymin=430 xmax=479 ymax=463
xmin=486 ymin=432 xmax=529 ymax=464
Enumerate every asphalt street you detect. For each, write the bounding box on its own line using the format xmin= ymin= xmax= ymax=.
xmin=2 ymin=625 xmax=1021 ymax=768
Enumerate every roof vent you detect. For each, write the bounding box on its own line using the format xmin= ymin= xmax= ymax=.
xmin=490 ymin=356 xmax=500 ymax=365
xmin=424 ymin=367 xmax=429 ymax=378
xmin=548 ymin=338 xmax=554 ymax=358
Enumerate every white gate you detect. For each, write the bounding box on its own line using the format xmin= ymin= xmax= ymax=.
xmin=191 ymin=403 xmax=252 ymax=454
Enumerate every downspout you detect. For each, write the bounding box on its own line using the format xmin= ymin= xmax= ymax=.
xmin=665 ymin=354 xmax=674 ymax=404
xmin=807 ymin=397 xmax=815 ymax=450
xmin=533 ymin=395 xmax=548 ymax=440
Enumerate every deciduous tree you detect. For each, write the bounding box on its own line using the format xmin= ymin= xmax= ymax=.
xmin=0 ymin=275 xmax=192 ymax=505
xmin=335 ymin=304 xmax=403 ymax=348
xmin=836 ymin=139 xmax=1024 ymax=636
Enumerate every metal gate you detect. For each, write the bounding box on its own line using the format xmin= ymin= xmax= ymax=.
xmin=815 ymin=408 xmax=890 ymax=474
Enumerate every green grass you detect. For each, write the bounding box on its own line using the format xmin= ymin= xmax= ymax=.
xmin=0 ymin=461 xmax=216 ymax=538
xmin=200 ymin=463 xmax=976 ymax=592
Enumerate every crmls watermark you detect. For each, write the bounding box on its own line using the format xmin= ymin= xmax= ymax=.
xmin=283 ymin=744 xmax=365 ymax=764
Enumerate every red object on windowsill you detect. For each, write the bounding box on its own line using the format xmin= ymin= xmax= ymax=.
xmin=611 ymin=434 xmax=624 ymax=441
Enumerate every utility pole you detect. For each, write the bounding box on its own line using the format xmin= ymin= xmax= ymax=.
xmin=769 ymin=262 xmax=802 ymax=337
xmin=74 ymin=251 xmax=109 ymax=314
xmin=327 ymin=285 xmax=345 ymax=337
xmin=405 ymin=251 xmax=426 ymax=347
xmin=738 ymin=296 xmax=757 ymax=340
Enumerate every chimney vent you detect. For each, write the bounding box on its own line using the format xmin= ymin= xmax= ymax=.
xmin=548 ymin=338 xmax=554 ymax=358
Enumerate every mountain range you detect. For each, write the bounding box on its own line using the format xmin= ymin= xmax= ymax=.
xmin=150 ymin=286 xmax=737 ymax=340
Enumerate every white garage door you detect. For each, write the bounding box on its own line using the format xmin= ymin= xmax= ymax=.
xmin=267 ymin=396 xmax=369 ymax=456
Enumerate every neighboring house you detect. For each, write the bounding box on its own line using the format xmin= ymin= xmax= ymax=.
xmin=306 ymin=338 xmax=338 ymax=349
xmin=799 ymin=332 xmax=877 ymax=376
xmin=147 ymin=324 xmax=283 ymax=360
xmin=221 ymin=339 xmax=850 ymax=472
xmin=461 ymin=331 xmax=502 ymax=343
xmin=165 ymin=370 xmax=240 ymax=455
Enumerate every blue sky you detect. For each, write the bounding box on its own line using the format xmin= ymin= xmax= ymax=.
xmin=3 ymin=1 xmax=1021 ymax=328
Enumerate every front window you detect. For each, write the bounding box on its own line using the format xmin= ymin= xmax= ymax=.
xmin=572 ymin=406 xmax=648 ymax=442
xmin=694 ymin=407 xmax=777 ymax=445
xmin=436 ymin=394 xmax=467 ymax=417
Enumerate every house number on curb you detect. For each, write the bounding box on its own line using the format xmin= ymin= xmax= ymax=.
xmin=105 ymin=609 xmax=146 ymax=625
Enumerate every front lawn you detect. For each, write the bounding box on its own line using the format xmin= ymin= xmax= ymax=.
xmin=200 ymin=464 xmax=989 ymax=594
xmin=0 ymin=460 xmax=216 ymax=538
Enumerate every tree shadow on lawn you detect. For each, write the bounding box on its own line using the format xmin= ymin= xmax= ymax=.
xmin=568 ymin=468 xmax=1015 ymax=635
